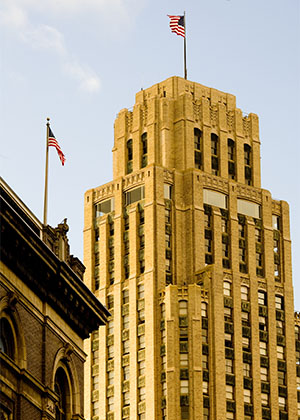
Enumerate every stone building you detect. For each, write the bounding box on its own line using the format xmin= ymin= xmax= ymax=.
xmin=83 ymin=76 xmax=298 ymax=420
xmin=0 ymin=177 xmax=109 ymax=420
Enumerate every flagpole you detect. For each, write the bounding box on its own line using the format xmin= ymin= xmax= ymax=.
xmin=184 ymin=11 xmax=187 ymax=79
xmin=43 ymin=118 xmax=50 ymax=226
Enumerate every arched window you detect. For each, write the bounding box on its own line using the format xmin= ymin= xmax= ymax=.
xmin=244 ymin=144 xmax=252 ymax=185
xmin=194 ymin=128 xmax=202 ymax=170
xmin=126 ymin=139 xmax=133 ymax=174
xmin=55 ymin=367 xmax=71 ymax=420
xmin=179 ymin=300 xmax=188 ymax=316
xmin=227 ymin=138 xmax=235 ymax=180
xmin=211 ymin=133 xmax=219 ymax=175
xmin=141 ymin=133 xmax=148 ymax=168
xmin=0 ymin=317 xmax=15 ymax=360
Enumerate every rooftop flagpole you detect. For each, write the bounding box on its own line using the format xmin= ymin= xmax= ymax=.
xmin=184 ymin=11 xmax=187 ymax=79
xmin=43 ymin=118 xmax=50 ymax=226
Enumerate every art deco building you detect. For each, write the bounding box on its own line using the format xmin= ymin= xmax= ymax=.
xmin=83 ymin=76 xmax=298 ymax=420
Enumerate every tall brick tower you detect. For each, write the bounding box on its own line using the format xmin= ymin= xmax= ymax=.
xmin=83 ymin=76 xmax=297 ymax=420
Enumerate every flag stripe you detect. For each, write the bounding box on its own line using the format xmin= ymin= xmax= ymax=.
xmin=167 ymin=15 xmax=185 ymax=38
xmin=48 ymin=128 xmax=66 ymax=166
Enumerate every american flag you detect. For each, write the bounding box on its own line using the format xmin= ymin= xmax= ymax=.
xmin=167 ymin=15 xmax=185 ymax=38
xmin=48 ymin=127 xmax=66 ymax=166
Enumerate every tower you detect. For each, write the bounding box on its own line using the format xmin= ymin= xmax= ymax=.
xmin=83 ymin=76 xmax=297 ymax=420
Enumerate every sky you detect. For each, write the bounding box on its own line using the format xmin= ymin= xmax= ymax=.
xmin=1 ymin=0 xmax=299 ymax=306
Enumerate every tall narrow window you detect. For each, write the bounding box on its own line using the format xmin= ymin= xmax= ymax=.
xmin=227 ymin=139 xmax=235 ymax=180
xmin=211 ymin=134 xmax=219 ymax=175
xmin=141 ymin=133 xmax=148 ymax=168
xmin=55 ymin=367 xmax=70 ymax=420
xmin=244 ymin=144 xmax=252 ymax=185
xmin=127 ymin=139 xmax=133 ymax=174
xmin=194 ymin=128 xmax=202 ymax=170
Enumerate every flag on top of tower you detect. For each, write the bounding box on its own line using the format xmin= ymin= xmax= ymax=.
xmin=167 ymin=15 xmax=185 ymax=38
xmin=48 ymin=127 xmax=66 ymax=166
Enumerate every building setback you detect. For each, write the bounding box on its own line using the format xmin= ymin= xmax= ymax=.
xmin=0 ymin=177 xmax=109 ymax=420
xmin=83 ymin=76 xmax=298 ymax=420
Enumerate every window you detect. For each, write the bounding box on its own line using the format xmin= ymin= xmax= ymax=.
xmin=95 ymin=198 xmax=115 ymax=217
xmin=241 ymin=311 xmax=249 ymax=325
xmin=224 ymin=307 xmax=233 ymax=322
xmin=122 ymin=289 xmax=129 ymax=304
xmin=124 ymin=186 xmax=145 ymax=206
xmin=203 ymin=189 xmax=228 ymax=209
xmin=261 ymin=393 xmax=269 ymax=406
xmin=138 ymin=360 xmax=145 ymax=376
xmin=138 ymin=335 xmax=145 ymax=350
xmin=108 ymin=319 xmax=114 ymax=335
xmin=164 ymin=184 xmax=172 ymax=200
xmin=225 ymin=333 xmax=233 ymax=348
xmin=275 ymin=295 xmax=284 ymax=310
xmin=202 ymin=329 xmax=208 ymax=344
xmin=244 ymin=144 xmax=252 ymax=185
xmin=180 ymin=380 xmax=189 ymax=394
xmin=237 ymin=200 xmax=260 ymax=218
xmin=201 ymin=302 xmax=208 ymax=318
xmin=241 ymin=286 xmax=249 ymax=301
xmin=226 ymin=385 xmax=234 ymax=400
xmin=242 ymin=337 xmax=250 ymax=351
xmin=259 ymin=316 xmax=267 ymax=331
xmin=243 ymin=363 xmax=251 ymax=377
xmin=107 ymin=295 xmax=114 ymax=309
xmin=123 ymin=315 xmax=129 ymax=330
xmin=277 ymin=345 xmax=284 ymax=360
xmin=258 ymin=291 xmax=267 ymax=306
xmin=139 ymin=387 xmax=146 ymax=401
xmin=179 ymin=300 xmax=188 ymax=316
xmin=255 ymin=228 xmax=262 ymax=243
xmin=278 ymin=396 xmax=286 ymax=410
xmin=108 ymin=345 xmax=114 ymax=359
xmin=55 ymin=367 xmax=71 ymax=420
xmin=272 ymin=215 xmax=280 ymax=230
xmin=278 ymin=371 xmax=285 ymax=386
xmin=194 ymin=128 xmax=202 ymax=169
xmin=141 ymin=133 xmax=147 ymax=168
xmin=0 ymin=318 xmax=15 ymax=360
xmin=243 ymin=389 xmax=251 ymax=403
xmin=202 ymin=354 xmax=208 ymax=370
xmin=108 ymin=370 xmax=114 ymax=385
xmin=123 ymin=340 xmax=130 ymax=354
xmin=108 ymin=396 xmax=114 ymax=412
xmin=211 ymin=133 xmax=219 ymax=175
xmin=138 ymin=284 xmax=145 ymax=299
xmin=202 ymin=381 xmax=209 ymax=395
xmin=226 ymin=358 xmax=234 ymax=374
xmin=228 ymin=139 xmax=235 ymax=179
xmin=260 ymin=342 xmax=267 ymax=356
xmin=223 ymin=281 xmax=232 ymax=296
xmin=260 ymin=367 xmax=268 ymax=382
xmin=276 ymin=320 xmax=284 ymax=336
xmin=180 ymin=353 xmax=189 ymax=367
xmin=123 ymin=390 xmax=130 ymax=406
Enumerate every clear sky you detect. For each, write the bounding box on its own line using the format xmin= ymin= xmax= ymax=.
xmin=1 ymin=0 xmax=299 ymax=306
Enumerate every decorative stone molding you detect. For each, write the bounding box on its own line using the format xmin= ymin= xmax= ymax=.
xmin=202 ymin=174 xmax=229 ymax=194
xmin=236 ymin=185 xmax=262 ymax=202
xmin=126 ymin=111 xmax=133 ymax=134
xmin=240 ymin=277 xmax=250 ymax=286
xmin=210 ymin=105 xmax=218 ymax=127
xmin=94 ymin=182 xmax=115 ymax=201
xmin=193 ymin=100 xmax=201 ymax=122
xmin=243 ymin=117 xmax=250 ymax=138
xmin=272 ymin=200 xmax=281 ymax=214
xmin=258 ymin=281 xmax=267 ymax=290
xmin=227 ymin=111 xmax=235 ymax=132
xmin=123 ymin=171 xmax=145 ymax=189
xmin=163 ymin=169 xmax=174 ymax=183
